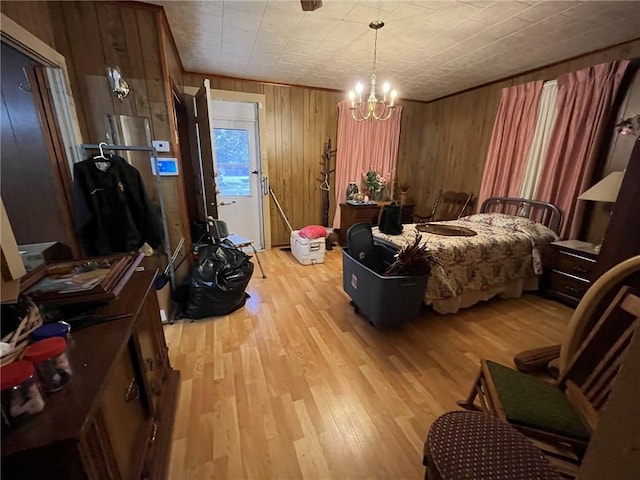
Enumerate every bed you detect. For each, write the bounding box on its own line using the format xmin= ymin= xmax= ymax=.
xmin=372 ymin=197 xmax=563 ymax=314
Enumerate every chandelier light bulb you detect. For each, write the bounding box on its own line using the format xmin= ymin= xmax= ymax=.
xmin=348 ymin=21 xmax=398 ymax=122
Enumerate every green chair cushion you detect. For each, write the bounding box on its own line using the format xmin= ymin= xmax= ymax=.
xmin=485 ymin=360 xmax=590 ymax=441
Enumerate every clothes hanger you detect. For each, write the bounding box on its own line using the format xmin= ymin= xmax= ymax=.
xmin=93 ymin=141 xmax=109 ymax=160
xmin=91 ymin=142 xmax=113 ymax=171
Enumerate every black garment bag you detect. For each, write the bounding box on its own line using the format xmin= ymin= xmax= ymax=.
xmin=378 ymin=204 xmax=403 ymax=235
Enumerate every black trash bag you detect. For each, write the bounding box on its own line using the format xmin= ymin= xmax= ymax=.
xmin=185 ymin=240 xmax=254 ymax=319
xmin=378 ymin=204 xmax=403 ymax=235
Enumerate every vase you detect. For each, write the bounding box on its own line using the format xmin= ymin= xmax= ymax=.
xmin=346 ymin=182 xmax=359 ymax=201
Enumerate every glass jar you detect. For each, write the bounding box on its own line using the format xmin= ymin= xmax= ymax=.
xmin=23 ymin=337 xmax=73 ymax=392
xmin=1 ymin=361 xmax=45 ymax=427
xmin=346 ymin=182 xmax=359 ymax=201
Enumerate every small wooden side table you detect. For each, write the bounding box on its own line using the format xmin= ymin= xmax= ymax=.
xmin=545 ymin=240 xmax=599 ymax=307
xmin=338 ymin=202 xmax=415 ymax=246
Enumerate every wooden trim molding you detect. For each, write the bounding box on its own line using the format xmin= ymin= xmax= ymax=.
xmin=29 ymin=66 xmax=82 ymax=257
xmin=0 ymin=13 xmax=64 ymax=67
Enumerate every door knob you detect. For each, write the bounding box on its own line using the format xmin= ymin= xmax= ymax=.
xmin=219 ymin=201 xmax=237 ymax=206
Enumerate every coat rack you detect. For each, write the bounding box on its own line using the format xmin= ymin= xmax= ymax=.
xmin=317 ymin=139 xmax=336 ymax=227
xmin=80 ymin=143 xmax=175 ymax=288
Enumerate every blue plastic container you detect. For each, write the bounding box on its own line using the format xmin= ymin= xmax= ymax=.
xmin=30 ymin=322 xmax=70 ymax=342
xmin=342 ymin=247 xmax=428 ymax=328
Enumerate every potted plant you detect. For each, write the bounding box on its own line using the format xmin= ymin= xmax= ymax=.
xmin=384 ymin=234 xmax=435 ymax=276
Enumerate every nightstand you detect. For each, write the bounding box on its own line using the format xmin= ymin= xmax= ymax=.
xmin=546 ymin=240 xmax=599 ymax=307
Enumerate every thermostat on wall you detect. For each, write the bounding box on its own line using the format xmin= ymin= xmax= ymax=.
xmin=150 ymin=157 xmax=179 ymax=176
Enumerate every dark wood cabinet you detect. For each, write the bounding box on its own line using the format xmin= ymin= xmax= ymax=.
xmin=1 ymin=270 xmax=180 ymax=480
xmin=339 ymin=202 xmax=415 ymax=246
xmin=546 ymin=240 xmax=599 ymax=307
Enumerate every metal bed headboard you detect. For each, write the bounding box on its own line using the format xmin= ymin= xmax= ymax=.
xmin=480 ymin=197 xmax=563 ymax=234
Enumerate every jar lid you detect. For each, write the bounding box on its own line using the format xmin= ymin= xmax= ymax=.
xmin=23 ymin=337 xmax=67 ymax=364
xmin=30 ymin=322 xmax=70 ymax=342
xmin=1 ymin=361 xmax=35 ymax=390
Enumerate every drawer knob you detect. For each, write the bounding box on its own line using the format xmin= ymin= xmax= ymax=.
xmin=565 ymin=285 xmax=582 ymax=294
xmin=572 ymin=266 xmax=590 ymax=274
xmin=149 ymin=421 xmax=159 ymax=445
xmin=124 ymin=377 xmax=139 ymax=402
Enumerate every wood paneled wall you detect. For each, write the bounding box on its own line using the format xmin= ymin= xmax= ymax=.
xmin=183 ymin=73 xmax=340 ymax=246
xmin=3 ymin=1 xmax=191 ymax=278
xmin=399 ymin=38 xmax=640 ymax=220
xmin=0 ymin=2 xmax=56 ymax=49
xmin=397 ymin=92 xmax=499 ymax=217
xmin=3 ymin=0 xmax=639 ymax=250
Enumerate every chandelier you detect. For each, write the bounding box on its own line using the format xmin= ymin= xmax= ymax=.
xmin=348 ymin=21 xmax=397 ymax=122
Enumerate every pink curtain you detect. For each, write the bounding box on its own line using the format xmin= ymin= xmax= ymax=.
xmin=534 ymin=60 xmax=630 ymax=239
xmin=332 ymin=99 xmax=403 ymax=228
xmin=477 ymin=81 xmax=543 ymax=208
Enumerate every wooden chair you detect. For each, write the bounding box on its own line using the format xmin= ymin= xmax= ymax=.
xmin=414 ymin=190 xmax=473 ymax=223
xmin=458 ymin=283 xmax=640 ymax=461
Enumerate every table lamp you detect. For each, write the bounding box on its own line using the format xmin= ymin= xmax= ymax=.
xmin=577 ymin=170 xmax=625 ymax=251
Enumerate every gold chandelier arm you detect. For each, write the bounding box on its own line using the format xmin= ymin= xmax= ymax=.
xmin=371 ymin=103 xmax=396 ymax=121
xmin=350 ymin=104 xmax=370 ymax=122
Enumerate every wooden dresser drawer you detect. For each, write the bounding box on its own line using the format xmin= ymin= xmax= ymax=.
xmin=100 ymin=343 xmax=150 ymax=479
xmin=551 ymin=250 xmax=596 ymax=281
xmin=548 ymin=271 xmax=591 ymax=305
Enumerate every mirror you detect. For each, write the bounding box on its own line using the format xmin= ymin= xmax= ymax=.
xmin=106 ymin=114 xmax=151 ymax=147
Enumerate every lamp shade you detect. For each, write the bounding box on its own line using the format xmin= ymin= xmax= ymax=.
xmin=577 ymin=170 xmax=625 ymax=203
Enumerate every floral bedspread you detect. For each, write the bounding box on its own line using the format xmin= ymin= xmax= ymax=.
xmin=372 ymin=213 xmax=558 ymax=303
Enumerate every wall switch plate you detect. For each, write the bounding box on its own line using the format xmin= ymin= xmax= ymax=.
xmin=152 ymin=140 xmax=170 ymax=152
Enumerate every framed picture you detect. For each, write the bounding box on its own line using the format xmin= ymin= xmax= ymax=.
xmin=20 ymin=253 xmax=144 ymax=305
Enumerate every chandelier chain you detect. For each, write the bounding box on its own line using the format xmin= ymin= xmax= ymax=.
xmin=372 ymin=28 xmax=378 ymax=77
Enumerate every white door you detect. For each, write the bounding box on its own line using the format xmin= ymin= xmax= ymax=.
xmin=211 ymin=101 xmax=263 ymax=249
xmin=194 ymin=80 xmax=265 ymax=249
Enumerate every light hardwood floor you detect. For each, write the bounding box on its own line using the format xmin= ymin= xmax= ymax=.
xmin=165 ymin=247 xmax=573 ymax=479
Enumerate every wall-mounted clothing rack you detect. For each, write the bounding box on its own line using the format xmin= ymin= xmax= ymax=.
xmin=80 ymin=143 xmax=175 ymax=288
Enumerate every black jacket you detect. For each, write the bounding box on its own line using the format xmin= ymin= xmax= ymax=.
xmin=73 ymin=155 xmax=162 ymax=256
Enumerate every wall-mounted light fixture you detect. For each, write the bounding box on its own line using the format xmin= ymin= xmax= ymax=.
xmin=107 ymin=66 xmax=130 ymax=100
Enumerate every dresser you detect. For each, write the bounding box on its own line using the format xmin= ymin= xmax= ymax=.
xmin=546 ymin=240 xmax=599 ymax=307
xmin=1 ymin=270 xmax=180 ymax=480
xmin=339 ymin=202 xmax=415 ymax=246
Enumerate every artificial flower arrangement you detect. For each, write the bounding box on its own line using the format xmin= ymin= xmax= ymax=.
xmin=363 ymin=169 xmax=392 ymax=193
